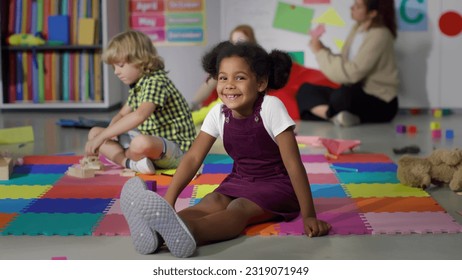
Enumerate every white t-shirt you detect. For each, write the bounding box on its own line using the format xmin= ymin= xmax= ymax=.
xmin=201 ymin=95 xmax=295 ymax=143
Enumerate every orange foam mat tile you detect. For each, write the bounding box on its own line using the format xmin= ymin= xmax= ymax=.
xmin=328 ymin=153 xmax=393 ymax=163
xmin=354 ymin=197 xmax=445 ymax=213
xmin=244 ymin=222 xmax=279 ymax=236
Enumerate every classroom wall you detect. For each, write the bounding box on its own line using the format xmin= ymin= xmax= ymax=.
xmin=220 ymin=0 xmax=462 ymax=109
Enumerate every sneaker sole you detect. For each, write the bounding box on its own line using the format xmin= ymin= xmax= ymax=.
xmin=139 ymin=190 xmax=196 ymax=258
xmin=120 ymin=177 xmax=160 ymax=254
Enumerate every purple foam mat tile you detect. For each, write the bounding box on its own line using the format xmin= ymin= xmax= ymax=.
xmin=13 ymin=164 xmax=72 ymax=174
xmin=363 ymin=212 xmax=462 ymax=234
xmin=178 ymin=185 xmax=194 ymax=198
xmin=301 ymin=154 xmax=328 ymax=163
xmin=92 ymin=214 xmax=130 ymax=236
xmin=276 ymin=217 xmax=304 ymax=236
xmin=23 ymin=198 xmax=114 ymax=214
xmin=330 ymin=163 xmax=397 ymax=173
xmin=314 ymin=197 xmax=359 ymax=214
xmin=311 ymin=184 xmax=348 ymax=198
xmin=317 ymin=212 xmax=372 ymax=235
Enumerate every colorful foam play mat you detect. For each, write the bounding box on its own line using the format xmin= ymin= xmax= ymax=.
xmin=1 ymin=153 xmax=462 ymax=236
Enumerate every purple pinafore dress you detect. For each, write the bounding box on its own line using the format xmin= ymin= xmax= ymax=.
xmin=213 ymin=95 xmax=300 ymax=221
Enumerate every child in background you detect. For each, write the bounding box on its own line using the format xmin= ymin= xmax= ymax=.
xmin=85 ymin=30 xmax=196 ymax=174
xmin=120 ymin=41 xmax=331 ymax=258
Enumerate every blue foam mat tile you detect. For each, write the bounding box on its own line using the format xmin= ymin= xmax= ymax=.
xmin=331 ymin=163 xmax=397 ymax=172
xmin=311 ymin=184 xmax=348 ymax=198
xmin=13 ymin=164 xmax=72 ymax=174
xmin=0 ymin=199 xmax=36 ymax=213
xmin=23 ymin=198 xmax=114 ymax=214
xmin=203 ymin=163 xmax=233 ymax=174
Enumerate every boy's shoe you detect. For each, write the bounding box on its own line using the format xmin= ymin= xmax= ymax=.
xmin=331 ymin=111 xmax=360 ymax=127
xmin=129 ymin=158 xmax=156 ymax=174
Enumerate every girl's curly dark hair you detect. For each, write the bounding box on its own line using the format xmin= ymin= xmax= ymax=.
xmin=201 ymin=41 xmax=292 ymax=91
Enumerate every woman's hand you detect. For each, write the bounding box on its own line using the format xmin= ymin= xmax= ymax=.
xmin=303 ymin=217 xmax=331 ymax=237
xmin=309 ymin=36 xmax=324 ymax=53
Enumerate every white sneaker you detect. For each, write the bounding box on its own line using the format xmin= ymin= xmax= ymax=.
xmin=130 ymin=158 xmax=156 ymax=174
xmin=331 ymin=111 xmax=360 ymax=127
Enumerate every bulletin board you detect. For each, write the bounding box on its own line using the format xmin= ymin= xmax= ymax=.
xmin=129 ymin=0 xmax=207 ymax=46
xmin=220 ymin=0 xmax=462 ymax=109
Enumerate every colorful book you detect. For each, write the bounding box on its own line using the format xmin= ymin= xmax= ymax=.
xmin=16 ymin=53 xmax=23 ymax=101
xmin=77 ymin=18 xmax=96 ymax=45
xmin=38 ymin=53 xmax=45 ymax=103
xmin=43 ymin=0 xmax=50 ymax=39
xmin=44 ymin=52 xmax=52 ymax=101
xmin=23 ymin=52 xmax=29 ymax=101
xmin=8 ymin=53 xmax=17 ymax=103
xmin=93 ymin=52 xmax=102 ymax=102
xmin=7 ymin=0 xmax=16 ymax=35
xmin=48 ymin=15 xmax=70 ymax=44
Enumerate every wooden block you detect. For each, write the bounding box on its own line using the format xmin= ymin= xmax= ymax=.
xmin=78 ymin=18 xmax=96 ymax=45
xmin=80 ymin=156 xmax=104 ymax=170
xmin=120 ymin=169 xmax=136 ymax=177
xmin=0 ymin=157 xmax=15 ymax=180
xmin=66 ymin=166 xmax=95 ymax=178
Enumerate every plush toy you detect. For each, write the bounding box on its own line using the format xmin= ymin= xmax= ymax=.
xmin=396 ymin=148 xmax=462 ymax=192
xmin=8 ymin=34 xmax=45 ymax=46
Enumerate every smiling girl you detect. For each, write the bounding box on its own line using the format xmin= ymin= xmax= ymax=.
xmin=120 ymin=41 xmax=331 ymax=258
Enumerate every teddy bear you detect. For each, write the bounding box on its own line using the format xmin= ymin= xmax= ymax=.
xmin=396 ymin=148 xmax=462 ymax=192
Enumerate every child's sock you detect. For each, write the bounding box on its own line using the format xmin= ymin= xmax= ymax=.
xmin=125 ymin=158 xmax=156 ymax=174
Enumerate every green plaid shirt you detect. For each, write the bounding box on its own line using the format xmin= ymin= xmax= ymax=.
xmin=127 ymin=70 xmax=196 ymax=152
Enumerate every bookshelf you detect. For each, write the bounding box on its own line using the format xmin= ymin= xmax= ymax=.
xmin=0 ymin=0 xmax=126 ymax=110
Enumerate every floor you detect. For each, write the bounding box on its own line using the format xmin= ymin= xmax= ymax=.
xmin=1 ymin=109 xmax=462 ymax=260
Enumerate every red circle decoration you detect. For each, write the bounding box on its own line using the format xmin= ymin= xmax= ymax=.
xmin=439 ymin=11 xmax=462 ymax=37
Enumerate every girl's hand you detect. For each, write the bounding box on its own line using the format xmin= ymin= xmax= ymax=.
xmin=309 ymin=36 xmax=324 ymax=53
xmin=303 ymin=217 xmax=331 ymax=237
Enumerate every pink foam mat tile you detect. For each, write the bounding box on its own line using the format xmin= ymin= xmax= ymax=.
xmin=105 ymin=199 xmax=122 ymax=214
xmin=363 ymin=212 xmax=462 ymax=234
xmin=307 ymin=173 xmax=340 ymax=184
xmin=92 ymin=214 xmax=130 ymax=236
xmin=303 ymin=162 xmax=334 ymax=174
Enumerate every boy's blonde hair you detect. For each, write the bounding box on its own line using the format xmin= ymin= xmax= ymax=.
xmin=102 ymin=30 xmax=164 ymax=74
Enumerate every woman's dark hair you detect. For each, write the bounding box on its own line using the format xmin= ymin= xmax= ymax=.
xmin=202 ymin=41 xmax=292 ymax=91
xmin=365 ymin=0 xmax=397 ymax=38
